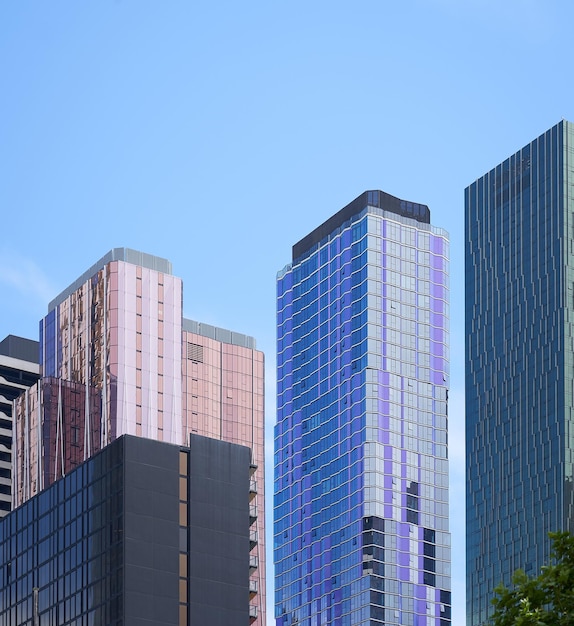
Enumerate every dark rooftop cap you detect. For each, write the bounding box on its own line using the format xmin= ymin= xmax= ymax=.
xmin=292 ymin=190 xmax=430 ymax=262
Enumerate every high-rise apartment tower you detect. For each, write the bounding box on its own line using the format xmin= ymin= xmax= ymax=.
xmin=12 ymin=248 xmax=265 ymax=624
xmin=275 ymin=191 xmax=451 ymax=626
xmin=465 ymin=120 xmax=574 ymax=625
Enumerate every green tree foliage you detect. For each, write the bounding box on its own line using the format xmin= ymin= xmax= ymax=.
xmin=489 ymin=531 xmax=574 ymax=625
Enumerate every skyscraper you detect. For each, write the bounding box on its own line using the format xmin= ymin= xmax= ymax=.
xmin=0 ymin=335 xmax=40 ymax=517
xmin=12 ymin=248 xmax=265 ymax=624
xmin=465 ymin=120 xmax=574 ymax=625
xmin=275 ymin=191 xmax=451 ymax=626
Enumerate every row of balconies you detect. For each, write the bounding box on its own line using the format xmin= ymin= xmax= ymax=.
xmin=249 ymin=547 xmax=259 ymax=623
xmin=249 ymin=464 xmax=259 ymax=623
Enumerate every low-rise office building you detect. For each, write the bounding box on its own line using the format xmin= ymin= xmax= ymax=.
xmin=0 ymin=433 xmax=251 ymax=626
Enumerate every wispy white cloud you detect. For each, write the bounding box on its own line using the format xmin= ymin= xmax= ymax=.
xmin=0 ymin=250 xmax=56 ymax=304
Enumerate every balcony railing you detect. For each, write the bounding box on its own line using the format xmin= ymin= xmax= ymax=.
xmin=249 ymin=479 xmax=257 ymax=500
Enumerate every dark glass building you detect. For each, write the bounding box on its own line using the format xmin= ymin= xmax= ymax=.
xmin=0 ymin=433 xmax=251 ymax=625
xmin=275 ymin=191 xmax=451 ymax=626
xmin=465 ymin=120 xmax=574 ymax=624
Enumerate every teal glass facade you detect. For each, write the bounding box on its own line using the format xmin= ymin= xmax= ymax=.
xmin=275 ymin=191 xmax=451 ymax=626
xmin=465 ymin=121 xmax=574 ymax=625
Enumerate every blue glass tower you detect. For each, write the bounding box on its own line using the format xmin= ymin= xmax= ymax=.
xmin=465 ymin=121 xmax=574 ymax=625
xmin=275 ymin=191 xmax=451 ymax=626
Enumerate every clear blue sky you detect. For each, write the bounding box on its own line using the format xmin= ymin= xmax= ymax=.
xmin=2 ymin=2 xmax=573 ymax=624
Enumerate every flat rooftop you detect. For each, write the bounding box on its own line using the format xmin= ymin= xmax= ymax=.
xmin=0 ymin=335 xmax=39 ymax=364
xmin=183 ymin=319 xmax=257 ymax=350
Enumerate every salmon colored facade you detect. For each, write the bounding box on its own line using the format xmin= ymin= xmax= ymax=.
xmin=182 ymin=321 xmax=266 ymax=625
xmin=13 ymin=248 xmax=266 ymax=625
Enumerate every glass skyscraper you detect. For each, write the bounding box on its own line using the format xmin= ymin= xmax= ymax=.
xmin=465 ymin=120 xmax=574 ymax=625
xmin=275 ymin=191 xmax=451 ymax=626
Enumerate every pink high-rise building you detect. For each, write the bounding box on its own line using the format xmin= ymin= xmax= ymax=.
xmin=182 ymin=320 xmax=266 ymax=622
xmin=13 ymin=248 xmax=266 ymax=625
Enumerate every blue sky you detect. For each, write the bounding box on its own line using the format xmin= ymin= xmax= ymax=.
xmin=2 ymin=2 xmax=573 ymax=624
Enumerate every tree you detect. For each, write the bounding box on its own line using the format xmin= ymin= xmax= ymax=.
xmin=489 ymin=531 xmax=574 ymax=625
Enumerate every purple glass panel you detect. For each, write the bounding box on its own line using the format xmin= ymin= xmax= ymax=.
xmin=430 ymin=297 xmax=442 ymax=314
xmin=431 ymin=342 xmax=444 ymax=357
xmin=431 ymin=356 xmax=446 ymax=373
xmin=432 ymin=370 xmax=444 ymax=385
xmin=399 ymin=566 xmax=410 ymax=582
xmin=430 ymin=268 xmax=444 ymax=286
xmin=431 ymin=254 xmax=440 ymax=270
xmin=430 ymin=312 xmax=444 ymax=329
xmin=430 ymin=327 xmax=442 ymax=342
xmin=431 ymin=236 xmax=444 ymax=255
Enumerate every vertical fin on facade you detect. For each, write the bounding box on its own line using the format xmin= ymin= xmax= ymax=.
xmin=37 ymin=384 xmax=42 ymax=492
xmin=55 ymin=379 xmax=64 ymax=480
xmin=23 ymin=391 xmax=30 ymax=502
